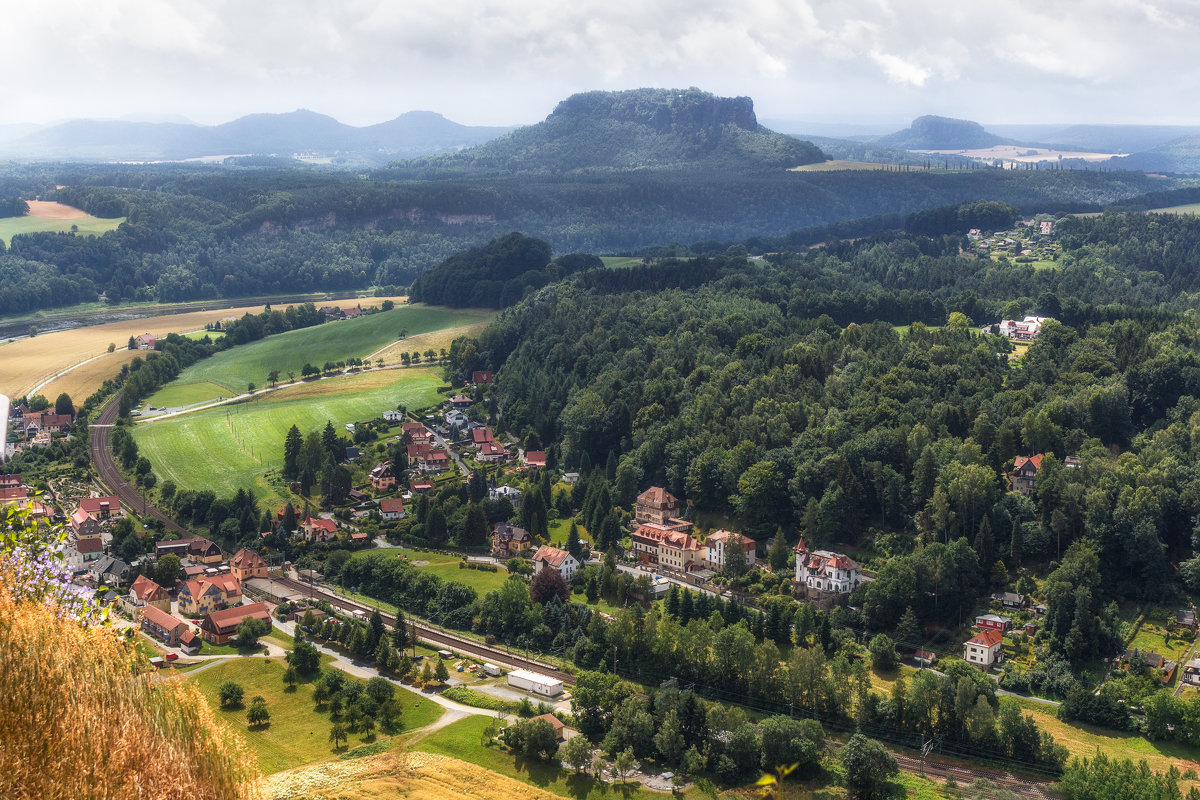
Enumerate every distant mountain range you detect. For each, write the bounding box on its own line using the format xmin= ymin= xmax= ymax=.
xmin=0 ymin=110 xmax=514 ymax=163
xmin=408 ymin=88 xmax=826 ymax=174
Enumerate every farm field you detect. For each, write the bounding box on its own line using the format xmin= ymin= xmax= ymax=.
xmin=189 ymin=656 xmax=442 ymax=775
xmin=133 ymin=367 xmax=442 ymax=507
xmin=0 ymin=295 xmax=407 ymax=400
xmin=789 ymin=159 xmax=893 ymax=172
xmin=1002 ymin=696 xmax=1200 ymax=783
xmin=0 ymin=200 xmax=124 ymax=245
xmin=1151 ymin=202 xmax=1200 ymax=215
xmin=367 ymin=315 xmax=495 ymax=366
xmin=347 ymin=548 xmax=511 ymax=595
xmin=143 ymin=305 xmax=492 ymax=408
xmin=599 ymin=256 xmax=645 ymax=268
xmin=36 ymin=349 xmax=144 ymax=406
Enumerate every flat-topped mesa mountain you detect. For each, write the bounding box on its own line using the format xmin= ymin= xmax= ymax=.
xmin=0 ymin=109 xmax=513 ymax=163
xmin=418 ymin=88 xmax=826 ymax=173
xmin=875 ymin=115 xmax=1015 ymax=150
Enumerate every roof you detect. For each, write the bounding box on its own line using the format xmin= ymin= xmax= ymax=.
xmin=637 ymin=487 xmax=678 ymax=508
xmin=507 ymin=668 xmax=563 ymax=687
xmin=0 ymin=486 xmax=27 ymax=500
xmin=967 ymin=629 xmax=1004 ymax=648
xmin=494 ymin=522 xmax=530 ymax=542
xmin=70 ymin=507 xmax=95 ymax=528
xmin=140 ymin=605 xmax=186 ymax=631
xmin=1013 ymin=454 xmax=1044 ymax=472
xmin=480 ymin=442 xmax=506 ymax=456
xmin=401 ymin=422 xmax=427 ymax=434
xmin=304 ymin=516 xmax=338 ymax=533
xmin=471 ymin=428 xmax=494 ymax=444
xmin=532 ymin=545 xmax=573 ymax=568
xmin=524 ymin=450 xmax=546 ymax=467
xmin=425 ymin=449 xmax=450 ymax=462
xmin=661 ymin=531 xmax=701 ymax=551
xmin=76 ymin=537 xmax=103 ymax=554
xmin=130 ymin=575 xmax=168 ymax=602
xmin=472 ymin=370 xmax=494 ymax=384
xmin=706 ymin=529 xmax=756 ymax=548
xmin=531 ymin=712 xmax=564 ymax=731
xmin=450 ymin=394 xmax=472 ymax=403
xmin=203 ymin=602 xmax=271 ymax=633
xmin=976 ymin=614 xmax=1011 ymax=624
xmin=370 ymin=462 xmax=395 ymax=477
xmin=379 ymin=498 xmax=405 ymax=513
xmin=180 ymin=629 xmax=199 ymax=646
xmin=79 ymin=496 xmax=121 ymax=514
xmin=229 ymin=548 xmax=266 ymax=571
xmin=350 ymin=532 xmax=368 ymax=541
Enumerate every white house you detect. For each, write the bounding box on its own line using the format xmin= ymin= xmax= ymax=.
xmin=507 ymin=668 xmax=564 ymax=697
xmin=793 ymin=539 xmax=864 ymax=594
xmin=488 ymin=485 xmax=522 ymax=505
xmin=530 ymin=544 xmax=579 ymax=581
xmin=383 ymin=410 xmax=404 ymax=423
xmin=964 ymin=629 xmax=1004 ymax=667
xmin=445 ymin=409 xmax=468 ymax=429
xmin=704 ymin=530 xmax=756 ymax=570
xmin=379 ymin=498 xmax=406 ymax=521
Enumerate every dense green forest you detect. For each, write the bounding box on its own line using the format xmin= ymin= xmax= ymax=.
xmin=433 ymin=211 xmax=1200 ymax=706
xmin=0 ymin=150 xmax=1180 ymax=315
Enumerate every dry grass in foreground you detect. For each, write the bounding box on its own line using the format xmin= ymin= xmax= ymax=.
xmin=0 ymin=576 xmax=260 ymax=800
xmin=263 ymin=751 xmax=562 ymax=800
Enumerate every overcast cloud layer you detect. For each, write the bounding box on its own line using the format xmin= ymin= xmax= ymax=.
xmin=4 ymin=0 xmax=1197 ymax=128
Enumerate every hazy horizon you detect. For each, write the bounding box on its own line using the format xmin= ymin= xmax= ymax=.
xmin=4 ymin=1 xmax=1199 ymax=132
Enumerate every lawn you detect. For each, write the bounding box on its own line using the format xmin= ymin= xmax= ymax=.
xmin=414 ymin=716 xmax=692 ymax=800
xmin=347 ymin=548 xmax=512 ymax=596
xmin=133 ymin=367 xmax=443 ymax=508
xmin=189 ymin=656 xmax=443 ymax=775
xmin=0 ymin=212 xmax=124 ymax=245
xmin=147 ymin=380 xmax=235 ymax=408
xmin=1001 ymin=696 xmax=1200 ymax=780
xmin=599 ymin=256 xmax=646 ymax=269
xmin=1127 ymin=608 xmax=1196 ymax=662
xmin=547 ymin=516 xmax=591 ymax=546
xmin=144 ymin=304 xmax=492 ymax=406
xmin=368 ymin=315 xmax=495 ymax=365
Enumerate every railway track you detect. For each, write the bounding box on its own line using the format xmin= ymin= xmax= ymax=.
xmin=89 ymin=397 xmax=190 ymax=535
xmin=269 ymin=572 xmax=576 ymax=684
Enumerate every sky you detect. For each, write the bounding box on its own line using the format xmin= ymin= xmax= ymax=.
xmin=3 ymin=0 xmax=1199 ymax=130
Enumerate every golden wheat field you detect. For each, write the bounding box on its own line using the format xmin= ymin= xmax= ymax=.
xmin=1 ymin=296 xmax=408 ymax=400
xmin=263 ymin=751 xmax=561 ymax=800
xmin=369 ymin=318 xmax=494 ymax=363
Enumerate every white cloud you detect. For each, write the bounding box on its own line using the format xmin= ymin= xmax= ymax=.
xmin=0 ymin=0 xmax=1199 ymax=126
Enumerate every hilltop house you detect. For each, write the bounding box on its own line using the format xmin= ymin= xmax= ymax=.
xmin=964 ymin=629 xmax=1004 ymax=668
xmin=530 ymin=544 xmax=579 ymax=581
xmin=635 ymin=487 xmax=681 ymax=525
xmin=1010 ymin=455 xmax=1043 ymax=496
xmin=996 ymin=316 xmax=1048 ymax=342
xmin=704 ymin=530 xmax=756 ymax=570
xmin=794 ymin=539 xmax=865 ymax=597
xmin=200 ymin=602 xmax=271 ymax=645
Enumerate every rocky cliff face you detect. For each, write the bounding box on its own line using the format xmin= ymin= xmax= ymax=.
xmin=550 ymin=88 xmax=759 ymax=133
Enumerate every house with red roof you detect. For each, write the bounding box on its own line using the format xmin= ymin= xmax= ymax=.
xmin=409 ymin=479 xmax=434 ymax=494
xmin=379 ymin=497 xmax=406 ymax=521
xmin=128 ymin=575 xmax=171 ymax=613
xmin=401 ymin=422 xmax=429 ymax=442
xmin=531 ymin=544 xmax=579 ymax=581
xmin=471 ymin=428 xmax=494 ymax=445
xmin=370 ymin=461 xmax=397 ymax=492
xmin=140 ymin=605 xmax=190 ymax=647
xmin=200 ymin=602 xmax=272 ymax=644
xmin=794 ymin=539 xmax=865 ymax=597
xmin=300 ymin=515 xmax=338 ymax=542
xmin=79 ymin=496 xmax=122 ymax=520
xmin=964 ymin=629 xmax=1004 ymax=667
xmin=229 ymin=548 xmax=268 ymax=582
xmin=0 ymin=485 xmax=28 ymax=502
xmin=523 ymin=450 xmax=547 ymax=469
xmin=134 ymin=332 xmax=157 ymax=349
xmin=450 ymin=394 xmax=473 ymax=408
xmin=472 ymin=370 xmax=494 ymax=385
xmin=1010 ymin=455 xmax=1043 ymax=496
xmin=704 ymin=530 xmax=757 ymax=570
xmin=178 ymin=574 xmax=242 ymax=617
xmin=478 ymin=441 xmax=508 ymax=463
xmin=659 ymin=531 xmax=703 ymax=573
xmin=0 ymin=474 xmax=21 ymax=489
xmin=422 ymin=449 xmax=451 ymax=473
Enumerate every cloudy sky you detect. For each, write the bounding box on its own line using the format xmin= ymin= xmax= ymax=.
xmin=3 ymin=0 xmax=1197 ymax=130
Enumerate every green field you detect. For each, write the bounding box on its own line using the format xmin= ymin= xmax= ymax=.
xmin=134 ymin=367 xmax=443 ymax=507
xmin=599 ymin=256 xmax=646 ymax=269
xmin=347 ymin=548 xmax=512 ymax=595
xmin=145 ymin=380 xmax=232 ymax=409
xmin=144 ymin=304 xmax=491 ymax=408
xmin=415 ymin=716 xmax=683 ymax=800
xmin=0 ymin=214 xmax=125 ymax=245
xmin=189 ymin=656 xmax=443 ymax=775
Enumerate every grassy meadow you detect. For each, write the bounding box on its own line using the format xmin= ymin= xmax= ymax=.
xmin=189 ymin=656 xmax=442 ymax=775
xmin=0 ymin=213 xmax=124 ymax=245
xmin=346 ymin=549 xmax=512 ymax=595
xmin=143 ymin=305 xmax=491 ymax=408
xmin=133 ymin=367 xmax=443 ymax=507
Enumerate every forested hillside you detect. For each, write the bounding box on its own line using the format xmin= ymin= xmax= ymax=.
xmin=0 ymin=156 xmax=1176 ymax=315
xmin=465 ymin=211 xmax=1200 ymax=679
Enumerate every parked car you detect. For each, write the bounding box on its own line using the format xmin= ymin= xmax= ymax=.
xmin=165 ymin=652 xmax=178 ymax=661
